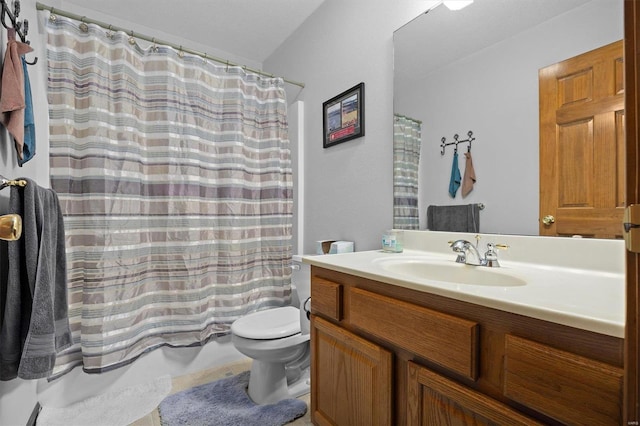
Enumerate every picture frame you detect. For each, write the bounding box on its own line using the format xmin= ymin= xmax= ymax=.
xmin=323 ymin=82 xmax=365 ymax=148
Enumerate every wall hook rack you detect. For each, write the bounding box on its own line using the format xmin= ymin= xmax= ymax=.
xmin=0 ymin=0 xmax=37 ymax=64
xmin=440 ymin=130 xmax=475 ymax=155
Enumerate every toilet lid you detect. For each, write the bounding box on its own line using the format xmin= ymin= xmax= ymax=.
xmin=231 ymin=306 xmax=301 ymax=340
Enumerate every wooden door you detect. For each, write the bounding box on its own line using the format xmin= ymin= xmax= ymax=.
xmin=406 ymin=362 xmax=542 ymax=426
xmin=311 ymin=315 xmax=393 ymax=426
xmin=539 ymin=40 xmax=625 ymax=238
xmin=624 ymin=0 xmax=640 ymax=422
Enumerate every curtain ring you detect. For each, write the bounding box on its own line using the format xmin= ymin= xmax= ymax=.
xmin=128 ymin=30 xmax=136 ymax=45
xmin=106 ymin=24 xmax=114 ymax=39
xmin=178 ymin=45 xmax=184 ymax=58
xmin=79 ymin=16 xmax=89 ymax=33
xmin=151 ymin=37 xmax=158 ymax=53
xmin=48 ymin=7 xmax=57 ymax=22
xmin=225 ymin=60 xmax=229 ymax=72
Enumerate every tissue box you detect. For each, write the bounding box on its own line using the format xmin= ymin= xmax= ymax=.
xmin=316 ymin=240 xmax=337 ymax=255
xmin=329 ymin=241 xmax=354 ymax=254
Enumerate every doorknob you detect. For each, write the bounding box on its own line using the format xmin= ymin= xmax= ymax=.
xmin=0 ymin=214 xmax=22 ymax=241
xmin=542 ymin=215 xmax=555 ymax=226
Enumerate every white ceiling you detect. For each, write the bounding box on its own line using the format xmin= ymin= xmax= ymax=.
xmin=61 ymin=0 xmax=326 ymax=64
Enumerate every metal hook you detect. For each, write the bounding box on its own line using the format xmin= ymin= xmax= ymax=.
xmin=79 ymin=16 xmax=88 ymax=33
xmin=48 ymin=6 xmax=57 ymax=23
xmin=1 ymin=1 xmax=11 ymax=29
xmin=24 ymin=46 xmax=37 ymax=65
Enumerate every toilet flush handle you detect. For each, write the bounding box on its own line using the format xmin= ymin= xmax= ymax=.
xmin=303 ymin=297 xmax=311 ymax=320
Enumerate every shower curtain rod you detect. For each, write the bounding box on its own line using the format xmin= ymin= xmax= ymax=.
xmin=394 ymin=114 xmax=422 ymax=124
xmin=35 ymin=2 xmax=305 ymax=89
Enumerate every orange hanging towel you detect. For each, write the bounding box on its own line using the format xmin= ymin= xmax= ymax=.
xmin=461 ymin=151 xmax=476 ymax=197
xmin=0 ymin=28 xmax=33 ymax=161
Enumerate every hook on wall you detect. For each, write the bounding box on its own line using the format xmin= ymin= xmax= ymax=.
xmin=0 ymin=0 xmax=37 ymax=64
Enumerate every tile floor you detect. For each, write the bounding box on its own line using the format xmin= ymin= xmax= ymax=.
xmin=130 ymin=358 xmax=312 ymax=425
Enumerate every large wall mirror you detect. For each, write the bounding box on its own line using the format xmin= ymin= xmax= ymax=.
xmin=393 ymin=0 xmax=623 ymax=236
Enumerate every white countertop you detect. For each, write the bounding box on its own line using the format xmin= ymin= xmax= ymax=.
xmin=303 ymin=231 xmax=625 ymax=338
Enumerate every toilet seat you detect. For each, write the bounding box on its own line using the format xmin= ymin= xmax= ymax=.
xmin=231 ymin=306 xmax=301 ymax=340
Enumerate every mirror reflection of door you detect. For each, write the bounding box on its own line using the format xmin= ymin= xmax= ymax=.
xmin=539 ymin=40 xmax=625 ymax=238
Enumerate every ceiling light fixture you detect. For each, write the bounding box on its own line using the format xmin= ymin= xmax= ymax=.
xmin=442 ymin=0 xmax=474 ymax=11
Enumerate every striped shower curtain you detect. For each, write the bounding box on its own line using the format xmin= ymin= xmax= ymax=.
xmin=45 ymin=14 xmax=292 ymax=375
xmin=393 ymin=115 xmax=422 ymax=229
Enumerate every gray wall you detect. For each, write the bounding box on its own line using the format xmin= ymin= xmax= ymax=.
xmin=264 ymin=0 xmax=432 ymax=254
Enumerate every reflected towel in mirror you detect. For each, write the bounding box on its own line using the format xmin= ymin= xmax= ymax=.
xmin=427 ymin=203 xmax=480 ymax=232
xmin=461 ymin=151 xmax=476 ymax=197
xmin=448 ymin=152 xmax=461 ymax=197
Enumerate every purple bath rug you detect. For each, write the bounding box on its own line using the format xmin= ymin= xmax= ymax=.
xmin=158 ymin=370 xmax=307 ymax=426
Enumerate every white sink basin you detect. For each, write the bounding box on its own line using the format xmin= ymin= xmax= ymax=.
xmin=377 ymin=258 xmax=527 ymax=287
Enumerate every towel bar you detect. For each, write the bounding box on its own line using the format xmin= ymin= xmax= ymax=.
xmin=0 ymin=175 xmax=27 ymax=190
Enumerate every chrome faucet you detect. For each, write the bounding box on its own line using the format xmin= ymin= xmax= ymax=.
xmin=450 ymin=239 xmax=484 ymax=265
xmin=449 ymin=239 xmax=508 ymax=267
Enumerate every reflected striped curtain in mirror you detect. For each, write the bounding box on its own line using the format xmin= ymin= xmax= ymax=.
xmin=393 ymin=115 xmax=422 ymax=229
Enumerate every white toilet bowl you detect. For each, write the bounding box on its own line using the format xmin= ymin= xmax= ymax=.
xmin=231 ymin=305 xmax=311 ymax=404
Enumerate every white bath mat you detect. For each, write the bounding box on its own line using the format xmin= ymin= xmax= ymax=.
xmin=36 ymin=375 xmax=172 ymax=426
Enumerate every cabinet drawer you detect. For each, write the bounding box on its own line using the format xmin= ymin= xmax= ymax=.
xmin=504 ymin=334 xmax=623 ymax=425
xmin=349 ymin=287 xmax=479 ymax=380
xmin=311 ymin=277 xmax=343 ymax=321
xmin=407 ymin=361 xmax=543 ymax=426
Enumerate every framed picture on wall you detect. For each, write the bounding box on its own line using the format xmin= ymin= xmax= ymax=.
xmin=322 ymin=82 xmax=365 ymax=148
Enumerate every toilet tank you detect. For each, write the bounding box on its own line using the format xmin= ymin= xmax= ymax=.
xmin=290 ymin=255 xmax=311 ymax=309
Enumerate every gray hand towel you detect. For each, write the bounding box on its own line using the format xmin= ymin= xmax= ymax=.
xmin=0 ymin=178 xmax=72 ymax=380
xmin=427 ymin=204 xmax=480 ymax=232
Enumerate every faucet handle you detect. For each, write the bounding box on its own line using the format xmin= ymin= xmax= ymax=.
xmin=484 ymin=243 xmax=508 ymax=267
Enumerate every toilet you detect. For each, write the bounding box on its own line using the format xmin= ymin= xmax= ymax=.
xmin=231 ymin=256 xmax=311 ymax=405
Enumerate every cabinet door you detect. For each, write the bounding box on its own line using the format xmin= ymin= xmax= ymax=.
xmin=407 ymin=362 xmax=543 ymax=426
xmin=311 ymin=315 xmax=393 ymax=426
xmin=504 ymin=334 xmax=623 ymax=425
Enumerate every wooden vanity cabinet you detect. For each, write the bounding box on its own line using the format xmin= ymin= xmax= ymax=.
xmin=310 ymin=266 xmax=624 ymax=426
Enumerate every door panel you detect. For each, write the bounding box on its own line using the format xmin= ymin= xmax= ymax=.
xmin=311 ymin=315 xmax=393 ymax=426
xmin=540 ymin=40 xmax=624 ymax=238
